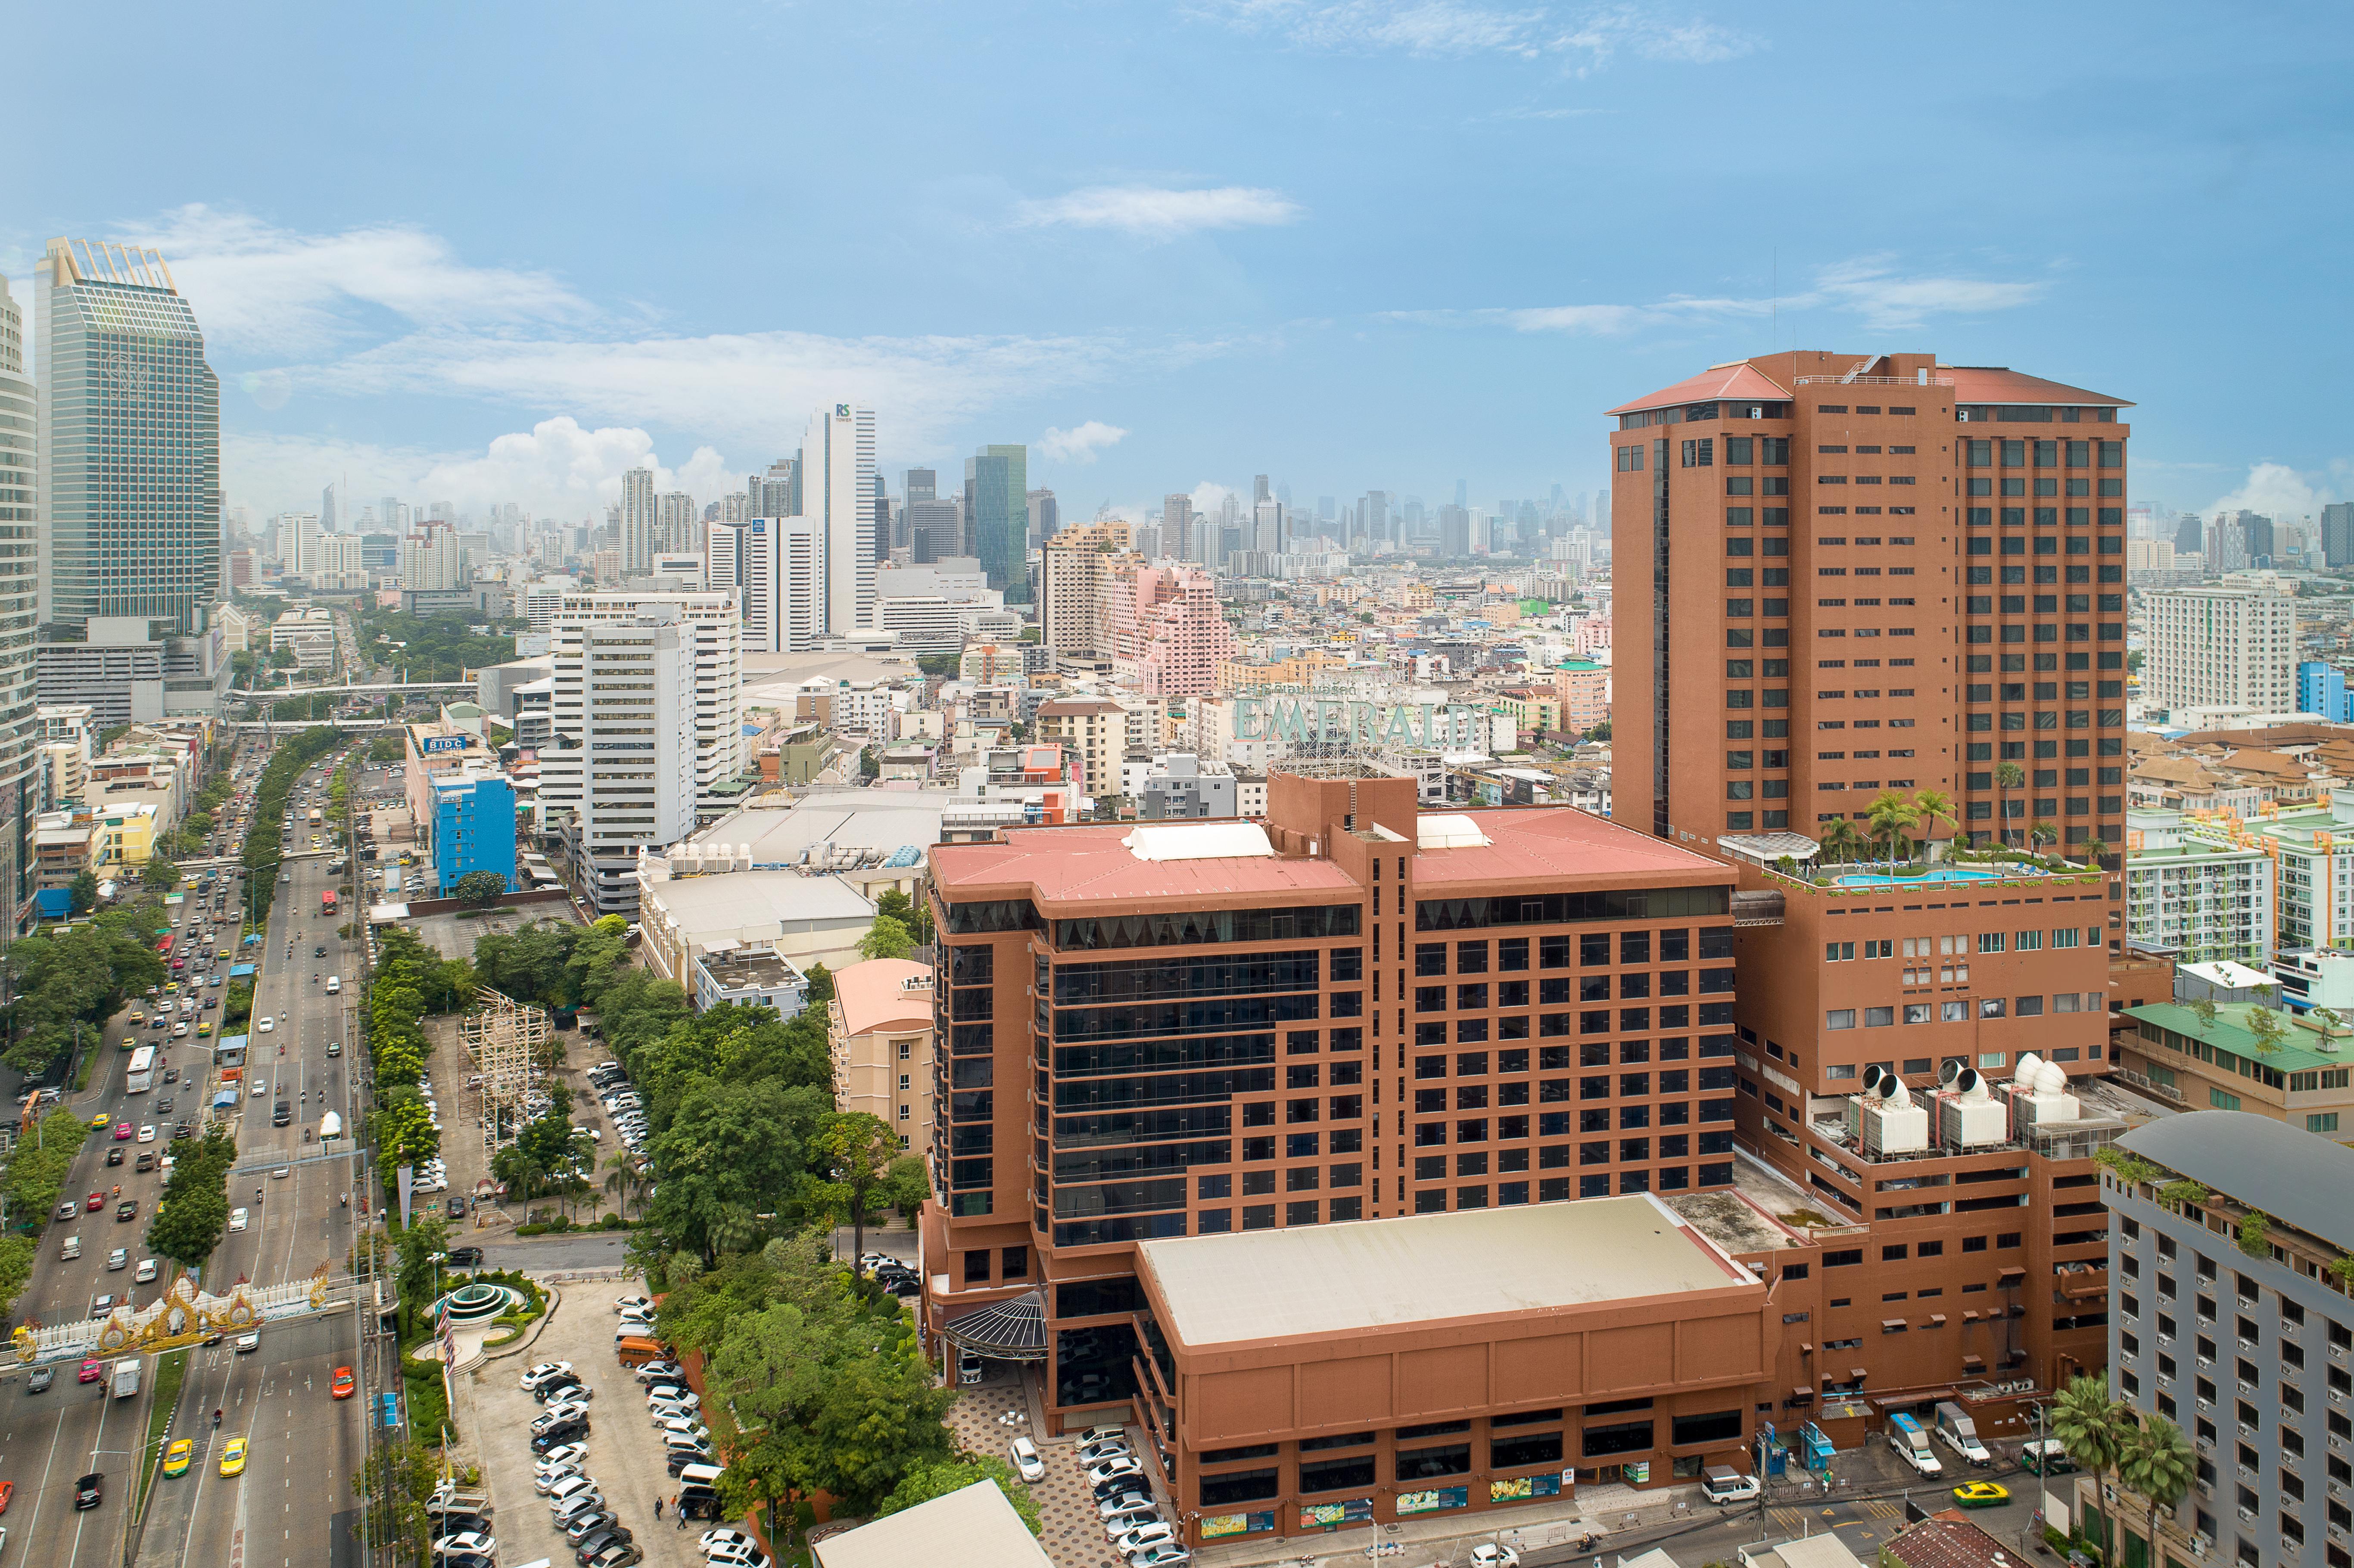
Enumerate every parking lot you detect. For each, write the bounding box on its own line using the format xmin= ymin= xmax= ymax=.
xmin=462 ymin=1284 xmax=710 ymax=1568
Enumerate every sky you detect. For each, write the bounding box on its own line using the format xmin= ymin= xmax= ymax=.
xmin=10 ymin=1 xmax=2351 ymax=532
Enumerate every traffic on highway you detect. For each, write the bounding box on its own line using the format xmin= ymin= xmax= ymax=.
xmin=0 ymin=736 xmax=371 ymax=1568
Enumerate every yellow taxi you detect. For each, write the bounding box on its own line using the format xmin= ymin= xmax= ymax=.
xmin=216 ymin=949 xmax=230 ymax=961
xmin=1951 ymin=1481 xmax=2008 ymax=1509
xmin=162 ymin=1438 xmax=193 ymax=1478
xmin=197 ymin=1021 xmax=213 ymax=1038
xmin=127 ymin=1010 xmax=145 ymax=1025
xmin=218 ymin=1437 xmax=247 ymax=1477
xmin=88 ymin=1112 xmax=111 ymax=1129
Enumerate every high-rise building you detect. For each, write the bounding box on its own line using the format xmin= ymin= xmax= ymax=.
xmin=655 ymin=490 xmax=698 ymax=554
xmin=2322 ymin=502 xmax=2354 ymax=568
xmin=319 ymin=483 xmax=337 ymax=534
xmin=280 ymin=512 xmax=324 ymax=576
xmin=1252 ymin=473 xmax=1270 ymax=503
xmin=1037 ymin=518 xmax=1132 ymax=654
xmin=965 ymin=444 xmax=1028 ymax=604
xmin=1093 ymin=560 xmax=1237 ymax=696
xmin=34 ymin=238 xmax=220 ymax=637
xmin=707 ymin=515 xmax=826 ymax=653
xmin=1611 ymin=350 xmax=2134 ymax=1404
xmin=1251 ymin=498 xmax=1283 ymax=555
xmin=904 ymin=467 xmax=937 ymax=504
xmin=2096 ymin=1114 xmax=2352 ymax=1568
xmin=749 ymin=457 xmax=799 ymax=522
xmin=800 ymin=404 xmax=878 ymax=631
xmin=0 ymin=277 xmax=40 ymax=918
xmin=1361 ymin=490 xmax=1389 ymax=546
xmin=906 ymin=496 xmax=961 ymax=564
xmin=1027 ymin=486 xmax=1059 ymax=545
xmin=618 ymin=467 xmax=656 ymax=574
xmin=2142 ymin=586 xmax=2296 ymax=713
xmin=1162 ymin=494 xmax=1195 ymax=562
xmin=1437 ymin=504 xmax=1471 ymax=557
xmin=540 ymin=590 xmax=744 ymax=914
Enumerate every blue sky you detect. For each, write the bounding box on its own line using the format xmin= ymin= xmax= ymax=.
xmin=12 ymin=1 xmax=2350 ymax=530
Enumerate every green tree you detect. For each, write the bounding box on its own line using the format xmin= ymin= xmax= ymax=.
xmin=392 ymin=1213 xmax=454 ymax=1332
xmin=604 ymin=1148 xmax=649 ymax=1223
xmin=68 ymin=870 xmax=99 ymax=915
xmin=1909 ymin=788 xmax=1959 ymax=853
xmin=1993 ymin=762 xmax=2026 ymax=848
xmin=2118 ymin=1415 xmax=2195 ymax=1567
xmin=452 ymin=869 xmax=509 ymax=909
xmin=2189 ymin=997 xmax=2217 ymax=1031
xmin=355 ymin=1435 xmax=441 ymax=1561
xmin=145 ymin=1130 xmax=240 ymax=1272
xmin=2049 ymin=1372 xmax=2135 ymax=1549
xmin=650 ymin=1078 xmax=828 ymax=1264
xmin=1865 ymin=790 xmax=1919 ymax=863
xmin=809 ymin=1112 xmax=901 ymax=1266
xmin=873 ymin=888 xmax=932 ymax=945
xmin=2237 ymin=1210 xmax=2272 ymax=1257
xmin=803 ymin=962 xmax=834 ymax=1008
xmin=367 ymin=733 xmax=405 ymax=763
xmin=1818 ymin=818 xmax=1864 ymax=865
xmin=882 ymin=1154 xmax=930 ymax=1224
xmin=877 ymin=1457 xmax=1042 ymax=1535
xmin=857 ymin=916 xmax=915 ymax=962
xmin=140 ymin=856 xmax=180 ymax=891
xmin=1584 ymin=719 xmax=1611 ymax=742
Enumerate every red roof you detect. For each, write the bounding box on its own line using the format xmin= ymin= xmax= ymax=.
xmin=1605 ymin=362 xmax=1790 ymax=417
xmin=1941 ymin=365 xmax=2133 ymax=408
xmin=1414 ymin=809 xmax=1731 ymax=890
xmin=1882 ymin=1511 xmax=2018 ymax=1568
xmin=933 ymin=825 xmax=1358 ymax=907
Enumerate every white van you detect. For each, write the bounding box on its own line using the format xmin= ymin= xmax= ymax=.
xmin=326 ymin=976 xmax=341 ymax=994
xmin=675 ymin=1462 xmax=726 ymax=1492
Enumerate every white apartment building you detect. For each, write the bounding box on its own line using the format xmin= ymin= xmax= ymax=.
xmin=545 ymin=608 xmax=698 ymax=915
xmin=799 ymin=402 xmax=878 ymax=634
xmin=2124 ymin=809 xmax=2275 ymax=965
xmin=709 ymin=515 xmax=826 ymax=652
xmin=313 ymin=532 xmax=369 ymax=590
xmin=517 ymin=577 xmax=574 ymax=632
xmin=398 ymin=526 xmax=469 ymax=591
xmin=544 ymin=590 xmax=744 ymax=809
xmin=619 ymin=467 xmax=656 ymax=575
xmin=2142 ymin=586 xmax=2296 ymax=713
xmin=269 ymin=608 xmax=339 ymax=670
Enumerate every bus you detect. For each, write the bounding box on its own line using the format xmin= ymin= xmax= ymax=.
xmin=321 ymin=889 xmax=338 ymax=918
xmin=125 ymin=1046 xmax=156 ymax=1095
xmin=308 ymin=809 xmax=323 ymax=826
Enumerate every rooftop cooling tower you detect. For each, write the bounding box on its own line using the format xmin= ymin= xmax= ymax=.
xmin=1937 ymin=1067 xmax=2010 ymax=1149
xmin=1859 ymin=1068 xmax=1930 ymax=1156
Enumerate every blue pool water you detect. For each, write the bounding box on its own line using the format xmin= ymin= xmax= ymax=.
xmin=1833 ymin=868 xmax=2001 ymax=887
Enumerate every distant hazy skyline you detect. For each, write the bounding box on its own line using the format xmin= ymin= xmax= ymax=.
xmin=10 ymin=1 xmax=2348 ymax=529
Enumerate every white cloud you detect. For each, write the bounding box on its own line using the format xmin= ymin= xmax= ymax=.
xmin=1193 ymin=0 xmax=1758 ymax=66
xmin=223 ymin=418 xmax=744 ymax=523
xmin=118 ymin=204 xmax=592 ymax=359
xmin=1189 ymin=481 xmax=1237 ymax=517
xmin=1014 ymin=185 xmax=1302 ymax=239
xmin=1389 ymin=256 xmax=2046 ymax=336
xmin=1037 ymin=420 xmax=1130 ymax=463
xmin=2203 ymin=460 xmax=2344 ymax=523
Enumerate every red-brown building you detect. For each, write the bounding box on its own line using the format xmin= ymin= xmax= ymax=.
xmin=919 ymin=768 xmax=1744 ymax=1435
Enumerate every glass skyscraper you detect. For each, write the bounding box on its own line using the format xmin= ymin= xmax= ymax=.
xmin=36 ymin=238 xmax=220 ymax=635
xmin=0 ymin=276 xmax=40 ymax=924
xmin=965 ymin=443 xmax=1029 ymax=604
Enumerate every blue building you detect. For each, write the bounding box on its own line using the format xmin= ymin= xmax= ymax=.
xmin=2297 ymin=661 xmax=2353 ymax=723
xmin=425 ymin=769 xmax=520 ymax=896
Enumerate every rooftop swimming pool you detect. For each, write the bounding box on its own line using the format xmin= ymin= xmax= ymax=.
xmin=1833 ymin=868 xmax=2002 ymax=887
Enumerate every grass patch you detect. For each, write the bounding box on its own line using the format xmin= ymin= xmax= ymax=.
xmin=399 ymin=1347 xmax=454 ymax=1446
xmin=137 ymin=1349 xmax=190 ymax=1502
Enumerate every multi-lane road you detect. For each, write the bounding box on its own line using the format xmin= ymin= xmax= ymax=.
xmin=0 ymin=742 xmax=371 ymax=1568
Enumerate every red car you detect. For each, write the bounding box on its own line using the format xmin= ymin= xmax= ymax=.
xmin=76 ymin=1358 xmax=102 ymax=1384
xmin=330 ymin=1366 xmax=355 ymax=1400
xmin=112 ymin=1122 xmax=132 ymax=1140
xmin=84 ymin=1191 xmax=104 ymax=1212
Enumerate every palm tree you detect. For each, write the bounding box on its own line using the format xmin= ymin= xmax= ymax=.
xmin=2073 ymin=834 xmax=2105 ymax=870
xmin=1994 ymin=763 xmax=2027 ymax=849
xmin=1910 ymin=788 xmax=1959 ymax=859
xmin=602 ymin=1149 xmax=646 ymax=1223
xmin=2049 ymin=1373 xmax=2135 ymax=1553
xmin=1866 ymin=791 xmax=1921 ymax=865
xmin=1818 ymin=818 xmax=1864 ymax=866
xmin=2119 ymin=1415 xmax=2195 ymax=1566
xmin=2029 ymin=819 xmax=2059 ymax=859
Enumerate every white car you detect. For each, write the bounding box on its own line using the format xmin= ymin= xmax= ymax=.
xmin=520 ymin=1360 xmax=573 ymax=1389
xmin=1077 ymin=1438 xmax=1131 ymax=1465
xmin=1008 ymin=1437 xmax=1043 ymax=1483
xmin=1087 ymin=1457 xmax=1143 ymax=1487
xmin=1104 ymin=1503 xmax=1159 ymax=1537
xmin=137 ymin=1125 xmax=156 ymax=1142
xmin=228 ymin=1207 xmax=249 ymax=1232
xmin=551 ymin=1492 xmax=605 ymax=1526
xmin=1115 ymin=1523 xmax=1177 ymax=1555
xmin=701 ymin=1530 xmax=760 ymax=1556
xmin=434 ymin=1531 xmax=496 ymax=1557
xmin=250 ymin=1081 xmax=268 ymax=1098
xmin=1098 ymin=1491 xmax=1153 ymax=1521
xmin=706 ymin=1546 xmax=771 ymax=1568
xmin=134 ymin=1259 xmax=158 ymax=1283
xmin=655 ymin=1416 xmax=709 ymax=1442
xmin=256 ymin=1017 xmax=274 ymax=1033
xmin=613 ymin=1293 xmax=652 ymax=1315
xmin=1127 ymin=1547 xmax=1190 ymax=1568
xmin=1467 ymin=1549 xmax=1522 ymax=1568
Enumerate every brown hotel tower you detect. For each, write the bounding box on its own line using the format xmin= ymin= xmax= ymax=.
xmin=1611 ymin=352 xmax=2135 ymax=1411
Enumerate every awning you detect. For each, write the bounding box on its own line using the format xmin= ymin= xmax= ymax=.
xmin=1799 ymin=1343 xmax=1814 ymax=1355
xmin=1962 ymin=1310 xmax=1981 ymax=1323
xmin=1930 ymin=1314 xmax=1947 ymax=1326
xmin=1872 ymin=1388 xmax=1955 ymax=1409
xmin=1790 ymin=1386 xmax=1815 ymax=1401
xmin=1882 ymin=1318 xmax=1907 ymax=1330
xmin=1849 ymin=1367 xmax=1868 ymax=1380
xmin=943 ymin=1288 xmax=1048 ymax=1363
xmin=1998 ymin=1266 xmax=2027 ymax=1281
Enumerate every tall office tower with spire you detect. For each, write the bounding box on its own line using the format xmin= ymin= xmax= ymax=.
xmin=33 ymin=238 xmax=229 ymax=721
xmin=800 ymin=402 xmax=878 ymax=631
xmin=618 ymin=467 xmax=657 ymax=574
xmin=964 ymin=443 xmax=1029 ymax=604
xmin=0 ymin=277 xmax=42 ymax=918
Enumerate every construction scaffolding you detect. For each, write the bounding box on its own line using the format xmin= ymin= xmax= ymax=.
xmin=461 ymin=986 xmax=550 ymax=1159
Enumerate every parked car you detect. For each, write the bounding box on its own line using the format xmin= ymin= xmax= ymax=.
xmin=1009 ymin=1437 xmax=1043 ymax=1483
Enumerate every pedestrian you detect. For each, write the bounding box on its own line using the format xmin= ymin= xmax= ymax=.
xmin=653 ymin=1496 xmax=663 ymax=1520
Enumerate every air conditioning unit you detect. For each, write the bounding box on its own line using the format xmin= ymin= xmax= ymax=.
xmin=1857 ymin=1066 xmax=1929 ymax=1155
xmin=1937 ymin=1068 xmax=2009 ymax=1149
xmin=2189 ymin=1533 xmax=2212 ymax=1559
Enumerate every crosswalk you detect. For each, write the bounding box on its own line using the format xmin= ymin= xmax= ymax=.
xmin=1767 ymin=1498 xmax=1902 ymax=1534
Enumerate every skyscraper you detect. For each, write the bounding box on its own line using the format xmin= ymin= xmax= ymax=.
xmin=2323 ymin=502 xmax=2354 ymax=568
xmin=1027 ymin=487 xmax=1059 ymax=544
xmin=655 ymin=490 xmax=698 ymax=555
xmin=34 ymin=238 xmax=220 ymax=635
xmin=964 ymin=444 xmax=1028 ymax=604
xmin=619 ymin=467 xmax=656 ymax=574
xmin=320 ymin=483 xmax=337 ymax=534
xmin=800 ymin=403 xmax=878 ymax=631
xmin=0 ymin=277 xmax=41 ymax=918
xmin=749 ymin=457 xmax=799 ymax=522
xmin=1163 ymin=494 xmax=1195 ymax=562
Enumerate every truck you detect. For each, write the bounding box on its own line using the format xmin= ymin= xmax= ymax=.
xmin=1933 ymin=1401 xmax=1992 ymax=1466
xmin=1886 ymin=1412 xmax=1943 ymax=1477
xmin=426 ymin=1483 xmax=492 ymax=1519
xmin=110 ymin=1357 xmax=140 ymax=1399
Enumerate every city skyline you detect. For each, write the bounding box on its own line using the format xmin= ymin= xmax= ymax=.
xmin=9 ymin=3 xmax=2347 ymax=527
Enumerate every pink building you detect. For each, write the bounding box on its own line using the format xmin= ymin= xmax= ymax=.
xmin=1094 ymin=561 xmax=1236 ymax=697
xmin=1551 ymin=658 xmax=1610 ymax=732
